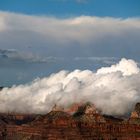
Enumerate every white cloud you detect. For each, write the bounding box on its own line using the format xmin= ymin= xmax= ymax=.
xmin=0 ymin=58 xmax=140 ymax=116
xmin=0 ymin=11 xmax=140 ymax=107
xmin=0 ymin=11 xmax=140 ymax=59
xmin=0 ymin=15 xmax=6 ymax=31
xmin=97 ymin=58 xmax=140 ymax=76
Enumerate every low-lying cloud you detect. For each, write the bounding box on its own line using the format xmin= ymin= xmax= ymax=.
xmin=0 ymin=58 xmax=140 ymax=116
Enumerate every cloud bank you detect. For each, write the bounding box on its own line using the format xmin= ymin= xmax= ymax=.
xmin=0 ymin=12 xmax=140 ymax=114
xmin=0 ymin=58 xmax=140 ymax=116
xmin=0 ymin=11 xmax=140 ymax=59
xmin=1 ymin=11 xmax=140 ymax=85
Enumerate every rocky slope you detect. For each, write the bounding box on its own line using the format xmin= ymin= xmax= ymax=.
xmin=129 ymin=103 xmax=140 ymax=124
xmin=0 ymin=102 xmax=140 ymax=140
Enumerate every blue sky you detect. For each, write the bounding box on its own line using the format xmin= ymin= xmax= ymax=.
xmin=0 ymin=0 xmax=140 ymax=86
xmin=0 ymin=0 xmax=140 ymax=17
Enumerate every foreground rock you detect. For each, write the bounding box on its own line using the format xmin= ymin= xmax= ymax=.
xmin=0 ymin=102 xmax=140 ymax=140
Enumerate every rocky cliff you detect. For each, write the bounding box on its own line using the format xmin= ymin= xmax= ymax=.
xmin=0 ymin=102 xmax=140 ymax=140
xmin=129 ymin=103 xmax=140 ymax=124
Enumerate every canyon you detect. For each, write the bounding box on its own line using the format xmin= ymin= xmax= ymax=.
xmin=0 ymin=103 xmax=139 ymax=140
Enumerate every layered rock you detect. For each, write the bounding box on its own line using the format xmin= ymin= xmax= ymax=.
xmin=0 ymin=102 xmax=140 ymax=140
xmin=131 ymin=103 xmax=140 ymax=118
xmin=129 ymin=102 xmax=140 ymax=124
xmin=32 ymin=104 xmax=74 ymax=128
xmin=52 ymin=104 xmax=64 ymax=112
xmin=73 ymin=102 xmax=106 ymax=123
xmin=0 ymin=113 xmax=36 ymax=125
xmin=65 ymin=103 xmax=83 ymax=114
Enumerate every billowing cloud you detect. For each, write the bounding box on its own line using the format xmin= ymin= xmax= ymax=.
xmin=0 ymin=58 xmax=140 ymax=116
xmin=97 ymin=58 xmax=140 ymax=76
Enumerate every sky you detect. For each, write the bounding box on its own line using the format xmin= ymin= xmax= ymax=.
xmin=0 ymin=0 xmax=140 ymax=17
xmin=0 ymin=0 xmax=140 ymax=86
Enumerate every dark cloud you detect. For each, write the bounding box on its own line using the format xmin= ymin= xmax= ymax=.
xmin=0 ymin=48 xmax=60 ymax=64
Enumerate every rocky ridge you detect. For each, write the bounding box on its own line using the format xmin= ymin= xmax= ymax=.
xmin=0 ymin=102 xmax=140 ymax=140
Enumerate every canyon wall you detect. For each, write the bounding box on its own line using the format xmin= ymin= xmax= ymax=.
xmin=0 ymin=103 xmax=140 ymax=140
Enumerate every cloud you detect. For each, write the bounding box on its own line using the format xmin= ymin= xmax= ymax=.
xmin=0 ymin=49 xmax=57 ymax=63
xmin=0 ymin=58 xmax=140 ymax=116
xmin=0 ymin=11 xmax=140 ymax=60
xmin=0 ymin=11 xmax=140 ymax=86
xmin=0 ymin=49 xmax=33 ymax=62
xmin=0 ymin=15 xmax=6 ymax=31
xmin=97 ymin=58 xmax=140 ymax=76
xmin=74 ymin=57 xmax=118 ymax=65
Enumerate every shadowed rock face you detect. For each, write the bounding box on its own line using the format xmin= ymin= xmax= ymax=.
xmin=131 ymin=103 xmax=140 ymax=118
xmin=129 ymin=102 xmax=140 ymax=124
xmin=135 ymin=103 xmax=140 ymax=116
xmin=52 ymin=104 xmax=64 ymax=112
xmin=75 ymin=102 xmax=97 ymax=115
xmin=0 ymin=103 xmax=140 ymax=140
xmin=73 ymin=102 xmax=106 ymax=123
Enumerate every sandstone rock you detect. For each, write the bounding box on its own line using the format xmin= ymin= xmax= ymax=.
xmin=0 ymin=102 xmax=140 ymax=140
xmin=129 ymin=102 xmax=140 ymax=124
xmin=65 ymin=103 xmax=83 ymax=114
xmin=52 ymin=104 xmax=64 ymax=112
xmin=131 ymin=102 xmax=140 ymax=118
xmin=134 ymin=103 xmax=140 ymax=116
xmin=131 ymin=111 xmax=139 ymax=118
xmin=73 ymin=102 xmax=106 ymax=123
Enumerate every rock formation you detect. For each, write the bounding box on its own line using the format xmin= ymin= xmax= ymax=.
xmin=0 ymin=102 xmax=140 ymax=140
xmin=73 ymin=102 xmax=106 ymax=123
xmin=131 ymin=103 xmax=140 ymax=118
xmin=129 ymin=102 xmax=140 ymax=124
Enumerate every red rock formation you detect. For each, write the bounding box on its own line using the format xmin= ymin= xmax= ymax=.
xmin=65 ymin=103 xmax=83 ymax=114
xmin=131 ymin=103 xmax=140 ymax=118
xmin=129 ymin=103 xmax=140 ymax=124
xmin=73 ymin=102 xmax=106 ymax=123
xmin=0 ymin=102 xmax=140 ymax=140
